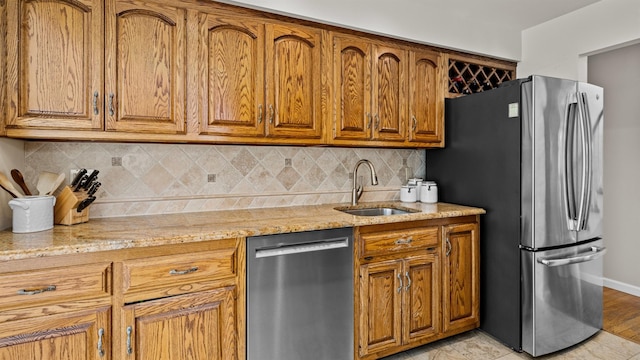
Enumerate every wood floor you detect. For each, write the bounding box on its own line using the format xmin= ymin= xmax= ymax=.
xmin=603 ymin=287 xmax=640 ymax=344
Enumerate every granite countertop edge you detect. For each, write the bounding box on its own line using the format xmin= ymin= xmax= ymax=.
xmin=0 ymin=202 xmax=485 ymax=261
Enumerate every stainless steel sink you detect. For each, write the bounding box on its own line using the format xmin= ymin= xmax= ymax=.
xmin=335 ymin=206 xmax=420 ymax=216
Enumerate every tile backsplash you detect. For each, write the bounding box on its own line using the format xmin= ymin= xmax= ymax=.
xmin=24 ymin=142 xmax=425 ymax=218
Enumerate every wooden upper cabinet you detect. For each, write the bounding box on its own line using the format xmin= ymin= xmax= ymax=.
xmin=265 ymin=23 xmax=323 ymax=140
xmin=408 ymin=49 xmax=444 ymax=145
xmin=332 ymin=35 xmax=372 ymax=141
xmin=5 ymin=0 xmax=104 ymax=130
xmin=371 ymin=44 xmax=407 ymax=142
xmin=104 ymin=0 xmax=187 ymax=134
xmin=198 ymin=13 xmax=265 ymax=137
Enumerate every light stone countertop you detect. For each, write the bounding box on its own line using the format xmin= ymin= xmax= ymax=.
xmin=0 ymin=202 xmax=485 ymax=261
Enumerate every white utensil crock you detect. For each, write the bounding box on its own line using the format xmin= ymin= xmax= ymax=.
xmin=8 ymin=195 xmax=56 ymax=233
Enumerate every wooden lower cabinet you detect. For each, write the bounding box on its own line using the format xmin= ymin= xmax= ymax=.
xmin=442 ymin=222 xmax=480 ymax=335
xmin=120 ymin=287 xmax=237 ymax=360
xmin=356 ymin=216 xmax=480 ymax=359
xmin=0 ymin=239 xmax=243 ymax=360
xmin=0 ymin=305 xmax=111 ymax=360
xmin=358 ymin=253 xmax=440 ymax=358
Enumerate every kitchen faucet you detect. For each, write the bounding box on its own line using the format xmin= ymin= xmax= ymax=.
xmin=351 ymin=159 xmax=379 ymax=205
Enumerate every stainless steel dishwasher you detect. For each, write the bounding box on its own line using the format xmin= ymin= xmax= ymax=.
xmin=247 ymin=227 xmax=353 ymax=360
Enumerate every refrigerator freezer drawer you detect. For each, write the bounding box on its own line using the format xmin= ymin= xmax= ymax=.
xmin=521 ymin=239 xmax=605 ymax=357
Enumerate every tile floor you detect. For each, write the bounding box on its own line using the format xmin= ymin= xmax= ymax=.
xmin=382 ymin=330 xmax=640 ymax=360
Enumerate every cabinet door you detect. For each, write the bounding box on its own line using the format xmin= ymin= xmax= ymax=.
xmin=121 ymin=287 xmax=236 ymax=360
xmin=371 ymin=44 xmax=407 ymax=142
xmin=105 ymin=0 xmax=186 ymax=134
xmin=332 ymin=34 xmax=371 ymax=141
xmin=6 ymin=0 xmax=103 ymax=130
xmin=265 ymin=23 xmax=323 ymax=140
xmin=402 ymin=253 xmax=441 ymax=345
xmin=442 ymin=222 xmax=480 ymax=334
xmin=408 ymin=49 xmax=444 ymax=145
xmin=198 ymin=13 xmax=265 ymax=137
xmin=0 ymin=306 xmax=110 ymax=360
xmin=358 ymin=259 xmax=402 ymax=357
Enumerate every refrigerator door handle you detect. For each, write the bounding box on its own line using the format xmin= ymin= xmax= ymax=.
xmin=563 ymin=94 xmax=579 ymax=231
xmin=577 ymin=92 xmax=593 ymax=230
xmin=537 ymin=246 xmax=606 ymax=267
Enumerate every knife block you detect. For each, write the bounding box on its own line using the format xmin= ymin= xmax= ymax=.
xmin=54 ymin=186 xmax=91 ymax=225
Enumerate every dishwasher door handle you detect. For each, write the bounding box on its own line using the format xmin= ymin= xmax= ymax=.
xmin=255 ymin=237 xmax=350 ymax=258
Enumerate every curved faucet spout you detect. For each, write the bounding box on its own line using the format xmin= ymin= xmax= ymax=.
xmin=352 ymin=159 xmax=379 ymax=206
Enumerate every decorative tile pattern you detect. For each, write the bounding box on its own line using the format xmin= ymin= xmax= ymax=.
xmin=23 ymin=142 xmax=426 ymax=218
xmin=383 ymin=330 xmax=640 ymax=360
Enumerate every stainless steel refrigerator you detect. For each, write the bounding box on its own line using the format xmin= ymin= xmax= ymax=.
xmin=427 ymin=75 xmax=606 ymax=357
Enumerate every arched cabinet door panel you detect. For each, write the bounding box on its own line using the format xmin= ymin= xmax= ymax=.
xmin=408 ymin=49 xmax=445 ymax=145
xmin=198 ymin=14 xmax=265 ymax=137
xmin=6 ymin=0 xmax=104 ymax=130
xmin=332 ymin=35 xmax=372 ymax=141
xmin=265 ymin=23 xmax=323 ymax=140
xmin=105 ymin=1 xmax=186 ymax=134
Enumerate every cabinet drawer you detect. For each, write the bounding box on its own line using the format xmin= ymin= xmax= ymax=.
xmin=0 ymin=262 xmax=111 ymax=309
xmin=122 ymin=248 xmax=236 ymax=297
xmin=361 ymin=227 xmax=439 ymax=257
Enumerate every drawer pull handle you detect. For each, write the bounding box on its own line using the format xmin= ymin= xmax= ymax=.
xmin=126 ymin=326 xmax=133 ymax=355
xmin=446 ymin=239 xmax=452 ymax=257
xmin=258 ymin=104 xmax=263 ymax=124
xmin=395 ymin=237 xmax=413 ymax=245
xmin=97 ymin=328 xmax=105 ymax=357
xmin=397 ymin=273 xmax=403 ymax=293
xmin=17 ymin=285 xmax=56 ymax=295
xmin=108 ymin=93 xmax=115 ymax=116
xmin=93 ymin=91 xmax=100 ymax=115
xmin=405 ymin=272 xmax=411 ymax=291
xmin=169 ymin=266 xmax=199 ymax=275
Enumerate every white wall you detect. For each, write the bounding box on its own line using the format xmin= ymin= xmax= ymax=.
xmin=0 ymin=138 xmax=25 ymax=231
xmin=219 ymin=0 xmax=521 ymax=60
xmin=519 ymin=0 xmax=640 ymax=295
xmin=588 ymin=43 xmax=640 ymax=294
xmin=519 ymin=0 xmax=640 ymax=81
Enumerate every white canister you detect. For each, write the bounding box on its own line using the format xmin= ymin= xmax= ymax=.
xmin=420 ymin=181 xmax=438 ymax=203
xmin=8 ymin=195 xmax=56 ymax=233
xmin=400 ymin=185 xmax=417 ymax=202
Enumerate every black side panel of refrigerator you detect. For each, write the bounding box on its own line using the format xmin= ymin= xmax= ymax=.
xmin=426 ymin=86 xmax=522 ymax=350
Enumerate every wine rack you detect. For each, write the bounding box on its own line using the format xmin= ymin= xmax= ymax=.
xmin=448 ymin=56 xmax=516 ymax=96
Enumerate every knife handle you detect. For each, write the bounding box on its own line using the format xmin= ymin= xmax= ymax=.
xmin=71 ymin=169 xmax=87 ymax=187
xmin=73 ymin=175 xmax=88 ymax=192
xmin=82 ymin=170 xmax=100 ymax=190
xmin=87 ymin=182 xmax=101 ymax=196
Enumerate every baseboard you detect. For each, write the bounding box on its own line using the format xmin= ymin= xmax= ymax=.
xmin=604 ymin=278 xmax=640 ymax=297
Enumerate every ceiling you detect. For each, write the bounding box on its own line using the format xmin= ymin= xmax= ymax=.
xmin=430 ymin=0 xmax=601 ymax=32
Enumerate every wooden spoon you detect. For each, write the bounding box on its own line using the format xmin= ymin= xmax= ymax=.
xmin=36 ymin=171 xmax=64 ymax=196
xmin=10 ymin=169 xmax=32 ymax=196
xmin=0 ymin=172 xmax=24 ymax=198
xmin=45 ymin=173 xmax=65 ymax=195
